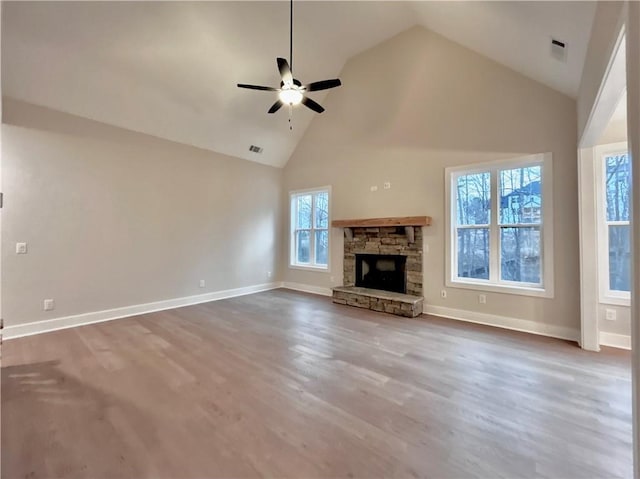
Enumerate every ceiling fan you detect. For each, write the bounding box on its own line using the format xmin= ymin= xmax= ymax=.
xmin=237 ymin=0 xmax=342 ymax=120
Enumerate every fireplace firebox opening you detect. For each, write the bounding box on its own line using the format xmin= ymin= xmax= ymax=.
xmin=355 ymin=254 xmax=407 ymax=294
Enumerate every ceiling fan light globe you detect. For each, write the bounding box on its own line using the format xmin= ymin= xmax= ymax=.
xmin=278 ymin=89 xmax=303 ymax=105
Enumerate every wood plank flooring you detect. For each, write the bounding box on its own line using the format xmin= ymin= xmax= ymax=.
xmin=1 ymin=289 xmax=632 ymax=478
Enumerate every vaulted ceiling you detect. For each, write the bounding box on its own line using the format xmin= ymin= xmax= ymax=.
xmin=2 ymin=1 xmax=596 ymax=167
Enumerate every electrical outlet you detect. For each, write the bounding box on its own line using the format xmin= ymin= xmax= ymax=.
xmin=199 ymin=279 xmax=206 ymax=288
xmin=370 ymin=185 xmax=378 ymax=192
xmin=383 ymin=181 xmax=391 ymax=189
xmin=43 ymin=299 xmax=55 ymax=311
xmin=441 ymin=290 xmax=447 ymax=299
xmin=605 ymin=309 xmax=617 ymax=321
xmin=16 ymin=242 xmax=27 ymax=254
xmin=478 ymin=294 xmax=487 ymax=304
xmin=267 ymin=271 xmax=272 ymax=279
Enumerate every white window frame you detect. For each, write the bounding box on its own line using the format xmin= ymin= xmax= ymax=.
xmin=289 ymin=186 xmax=331 ymax=271
xmin=445 ymin=153 xmax=554 ymax=298
xmin=595 ymin=142 xmax=631 ymax=306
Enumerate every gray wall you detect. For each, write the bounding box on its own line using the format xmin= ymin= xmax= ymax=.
xmin=282 ymin=26 xmax=581 ymax=333
xmin=2 ymin=98 xmax=283 ymax=327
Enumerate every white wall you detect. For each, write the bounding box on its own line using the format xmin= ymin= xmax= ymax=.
xmin=2 ymin=98 xmax=283 ymax=328
xmin=577 ymin=1 xmax=626 ymax=144
xmin=600 ymin=117 xmax=628 ymax=144
xmin=282 ymin=26 xmax=580 ymax=338
xmin=577 ymin=1 xmax=629 ymax=349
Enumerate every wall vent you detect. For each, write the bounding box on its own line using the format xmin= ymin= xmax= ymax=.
xmin=249 ymin=145 xmax=263 ymax=153
xmin=550 ymin=38 xmax=567 ymax=62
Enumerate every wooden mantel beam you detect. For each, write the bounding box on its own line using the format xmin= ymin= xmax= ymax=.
xmin=331 ymin=216 xmax=432 ymax=228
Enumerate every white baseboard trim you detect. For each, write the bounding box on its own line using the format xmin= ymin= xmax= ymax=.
xmin=599 ymin=331 xmax=631 ymax=350
xmin=277 ymin=283 xmax=579 ymax=344
xmin=4 ymin=282 xmax=281 ymax=340
xmin=424 ymin=304 xmax=580 ymax=343
xmin=280 ymin=282 xmax=333 ymax=297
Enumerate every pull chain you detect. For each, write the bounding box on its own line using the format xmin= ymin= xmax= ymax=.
xmin=289 ymin=104 xmax=293 ymax=131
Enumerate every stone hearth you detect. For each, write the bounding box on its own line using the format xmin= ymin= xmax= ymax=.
xmin=333 ymin=286 xmax=423 ymax=318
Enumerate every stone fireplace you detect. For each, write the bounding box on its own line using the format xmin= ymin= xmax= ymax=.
xmin=331 ymin=217 xmax=430 ymax=318
xmin=342 ymin=226 xmax=423 ymax=295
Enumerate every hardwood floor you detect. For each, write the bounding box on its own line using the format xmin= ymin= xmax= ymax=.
xmin=1 ymin=289 xmax=631 ymax=478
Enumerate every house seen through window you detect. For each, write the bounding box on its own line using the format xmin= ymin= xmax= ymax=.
xmin=447 ymin=154 xmax=552 ymax=296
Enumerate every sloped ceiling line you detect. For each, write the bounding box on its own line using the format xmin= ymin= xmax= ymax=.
xmin=2 ymin=1 xmax=596 ymax=167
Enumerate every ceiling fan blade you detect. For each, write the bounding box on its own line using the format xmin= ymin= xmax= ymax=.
xmin=268 ymin=100 xmax=284 ymax=114
xmin=304 ymin=79 xmax=342 ymax=92
xmin=277 ymin=57 xmax=293 ymax=85
xmin=301 ymin=96 xmax=325 ymax=114
xmin=237 ymin=84 xmax=278 ymax=91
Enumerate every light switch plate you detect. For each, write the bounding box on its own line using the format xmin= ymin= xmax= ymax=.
xmin=43 ymin=299 xmax=55 ymax=311
xmin=16 ymin=242 xmax=27 ymax=254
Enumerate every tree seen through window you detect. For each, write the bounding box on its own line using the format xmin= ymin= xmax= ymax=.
xmin=291 ymin=190 xmax=329 ymax=268
xmin=455 ymin=164 xmax=543 ymax=284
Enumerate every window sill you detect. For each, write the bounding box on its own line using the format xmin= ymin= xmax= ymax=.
xmin=289 ymin=264 xmax=330 ymax=273
xmin=446 ymin=279 xmax=554 ymax=298
xmin=599 ymin=295 xmax=631 ymax=307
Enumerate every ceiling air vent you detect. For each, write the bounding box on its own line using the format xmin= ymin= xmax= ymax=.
xmin=550 ymin=38 xmax=567 ymax=62
xmin=249 ymin=145 xmax=263 ymax=154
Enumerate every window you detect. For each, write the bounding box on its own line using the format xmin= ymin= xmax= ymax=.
xmin=596 ymin=143 xmax=631 ymax=304
xmin=290 ymin=187 xmax=330 ymax=270
xmin=445 ymin=154 xmax=553 ymax=297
